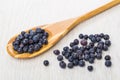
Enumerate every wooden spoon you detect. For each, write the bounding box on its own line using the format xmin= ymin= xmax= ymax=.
xmin=7 ymin=0 xmax=120 ymax=59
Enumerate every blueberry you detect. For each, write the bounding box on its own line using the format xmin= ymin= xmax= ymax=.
xmin=59 ymin=61 xmax=66 ymax=69
xmin=72 ymin=45 xmax=79 ymax=52
xmin=29 ymin=44 xmax=34 ymax=48
xmin=104 ymin=34 xmax=109 ymax=40
xmin=19 ymin=43 xmax=24 ymax=48
xmin=43 ymin=39 xmax=48 ymax=45
xmin=18 ymin=34 xmax=24 ymax=40
xmin=23 ymin=46 xmax=28 ymax=52
xmin=72 ymin=53 xmax=77 ymax=59
xmin=53 ymin=50 xmax=60 ymax=55
xmin=79 ymin=60 xmax=85 ymax=67
xmin=68 ymin=56 xmax=74 ymax=62
xmin=34 ymin=44 xmax=40 ymax=51
xmin=43 ymin=60 xmax=49 ymax=66
xmin=73 ymin=59 xmax=79 ymax=66
xmin=13 ymin=45 xmax=19 ymax=51
xmin=68 ymin=62 xmax=74 ymax=68
xmin=80 ymin=39 xmax=87 ymax=46
xmin=105 ymin=60 xmax=112 ymax=67
xmin=57 ymin=55 xmax=63 ymax=61
xmin=13 ymin=40 xmax=20 ymax=45
xmin=89 ymin=58 xmax=94 ymax=64
xmin=33 ymin=35 xmax=40 ymax=43
xmin=22 ymin=38 xmax=29 ymax=45
xmin=96 ymin=49 xmax=102 ymax=53
xmin=17 ymin=47 xmax=23 ymax=53
xmin=29 ymin=39 xmax=34 ymax=44
xmin=105 ymin=55 xmax=111 ymax=60
xmin=64 ymin=53 xmax=70 ymax=59
xmin=84 ymin=50 xmax=90 ymax=55
xmin=63 ymin=46 xmax=69 ymax=51
xmin=70 ymin=42 xmax=75 ymax=47
xmin=87 ymin=66 xmax=93 ymax=71
xmin=43 ymin=32 xmax=49 ymax=37
xmin=28 ymin=48 xmax=34 ymax=53
xmin=90 ymin=36 xmax=96 ymax=43
xmin=89 ymin=34 xmax=94 ymax=39
xmin=84 ymin=54 xmax=90 ymax=61
xmin=62 ymin=51 xmax=66 ymax=56
xmin=21 ymin=31 xmax=26 ymax=35
xmin=29 ymin=30 xmax=36 ymax=36
xmin=73 ymin=39 xmax=79 ymax=45
xmin=36 ymin=28 xmax=42 ymax=33
xmin=96 ymin=37 xmax=101 ymax=42
xmin=105 ymin=40 xmax=111 ymax=47
xmin=96 ymin=53 xmax=102 ymax=60
xmin=79 ymin=47 xmax=85 ymax=52
xmin=24 ymin=33 xmax=29 ymax=38
xmin=90 ymin=53 xmax=95 ymax=59
xmin=79 ymin=34 xmax=84 ymax=39
xmin=89 ymin=42 xmax=94 ymax=47
xmin=97 ymin=43 xmax=103 ymax=49
xmin=89 ymin=48 xmax=95 ymax=53
xmin=100 ymin=33 xmax=104 ymax=38
xmin=103 ymin=45 xmax=108 ymax=51
xmin=84 ymin=35 xmax=88 ymax=39
xmin=41 ymin=29 xmax=45 ymax=33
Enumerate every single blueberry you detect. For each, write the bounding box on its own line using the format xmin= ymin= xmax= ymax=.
xmin=43 ymin=60 xmax=49 ymax=66
xmin=105 ymin=55 xmax=111 ymax=60
xmin=22 ymin=38 xmax=29 ymax=45
xmin=23 ymin=46 xmax=28 ymax=52
xmin=79 ymin=34 xmax=84 ymax=39
xmin=34 ymin=44 xmax=40 ymax=51
xmin=105 ymin=60 xmax=112 ymax=67
xmin=87 ymin=66 xmax=93 ymax=71
xmin=73 ymin=39 xmax=79 ymax=45
xmin=105 ymin=40 xmax=111 ymax=47
xmin=68 ymin=56 xmax=74 ymax=62
xmin=57 ymin=55 xmax=63 ymax=61
xmin=104 ymin=34 xmax=110 ymax=40
xmin=79 ymin=60 xmax=85 ymax=67
xmin=84 ymin=35 xmax=88 ymax=39
xmin=63 ymin=46 xmax=69 ymax=51
xmin=73 ymin=59 xmax=79 ymax=66
xmin=59 ymin=61 xmax=66 ymax=69
xmin=53 ymin=50 xmax=60 ymax=55
xmin=68 ymin=62 xmax=74 ymax=68
xmin=96 ymin=53 xmax=102 ymax=60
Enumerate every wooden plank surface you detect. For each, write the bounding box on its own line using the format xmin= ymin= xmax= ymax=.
xmin=0 ymin=0 xmax=120 ymax=80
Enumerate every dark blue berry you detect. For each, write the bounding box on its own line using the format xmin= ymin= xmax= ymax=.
xmin=84 ymin=54 xmax=90 ymax=61
xmin=105 ymin=60 xmax=112 ymax=67
xmin=73 ymin=39 xmax=79 ymax=45
xmin=73 ymin=59 xmax=79 ymax=66
xmin=57 ymin=55 xmax=63 ymax=61
xmin=28 ymin=48 xmax=34 ymax=53
xmin=79 ymin=60 xmax=85 ymax=67
xmin=84 ymin=35 xmax=88 ymax=39
xmin=22 ymin=38 xmax=29 ymax=45
xmin=63 ymin=46 xmax=69 ymax=51
xmin=87 ymin=66 xmax=93 ymax=71
xmin=59 ymin=61 xmax=66 ymax=69
xmin=79 ymin=34 xmax=84 ymax=39
xmin=68 ymin=56 xmax=74 ymax=62
xmin=23 ymin=46 xmax=28 ymax=52
xmin=53 ymin=50 xmax=60 ymax=55
xmin=105 ymin=40 xmax=111 ymax=47
xmin=89 ymin=58 xmax=94 ymax=64
xmin=105 ymin=55 xmax=111 ymax=60
xmin=70 ymin=42 xmax=75 ymax=47
xmin=43 ymin=60 xmax=49 ymax=66
xmin=103 ymin=45 xmax=108 ymax=51
xmin=36 ymin=28 xmax=42 ymax=33
xmin=96 ymin=53 xmax=102 ymax=60
xmin=34 ymin=44 xmax=40 ymax=51
xmin=68 ymin=62 xmax=74 ymax=68
xmin=33 ymin=35 xmax=40 ymax=43
xmin=104 ymin=34 xmax=109 ymax=40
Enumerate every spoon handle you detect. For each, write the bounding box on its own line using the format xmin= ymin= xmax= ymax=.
xmin=67 ymin=0 xmax=120 ymax=31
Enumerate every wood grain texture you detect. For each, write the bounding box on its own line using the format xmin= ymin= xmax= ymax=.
xmin=0 ymin=0 xmax=120 ymax=80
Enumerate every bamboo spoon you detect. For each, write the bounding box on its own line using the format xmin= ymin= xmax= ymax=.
xmin=7 ymin=0 xmax=120 ymax=59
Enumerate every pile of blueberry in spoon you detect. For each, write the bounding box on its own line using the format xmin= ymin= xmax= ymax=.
xmin=53 ymin=33 xmax=112 ymax=72
xmin=12 ymin=28 xmax=49 ymax=53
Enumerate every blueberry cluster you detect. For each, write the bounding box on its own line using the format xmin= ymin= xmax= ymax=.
xmin=53 ymin=33 xmax=112 ymax=71
xmin=12 ymin=28 xmax=49 ymax=53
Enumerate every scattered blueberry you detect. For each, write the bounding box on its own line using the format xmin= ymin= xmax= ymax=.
xmin=57 ymin=55 xmax=63 ymax=61
xmin=80 ymin=39 xmax=87 ymax=46
xmin=59 ymin=61 xmax=66 ymax=69
xmin=43 ymin=60 xmax=49 ymax=66
xmin=87 ymin=66 xmax=93 ymax=71
xmin=105 ymin=60 xmax=112 ymax=67
xmin=79 ymin=34 xmax=84 ymax=39
xmin=79 ymin=60 xmax=85 ymax=67
xmin=68 ymin=62 xmax=74 ymax=68
xmin=53 ymin=50 xmax=60 ymax=55
xmin=105 ymin=55 xmax=111 ymax=60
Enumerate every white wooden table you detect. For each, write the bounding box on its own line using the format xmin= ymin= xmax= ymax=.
xmin=0 ymin=0 xmax=120 ymax=80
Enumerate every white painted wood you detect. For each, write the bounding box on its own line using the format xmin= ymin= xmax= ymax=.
xmin=0 ymin=0 xmax=120 ymax=80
